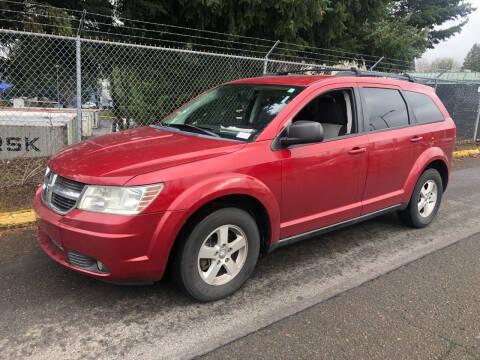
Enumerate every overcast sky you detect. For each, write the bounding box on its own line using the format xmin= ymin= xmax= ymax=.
xmin=421 ymin=0 xmax=480 ymax=64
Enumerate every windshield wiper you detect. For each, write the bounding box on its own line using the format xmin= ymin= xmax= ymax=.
xmin=160 ymin=123 xmax=220 ymax=138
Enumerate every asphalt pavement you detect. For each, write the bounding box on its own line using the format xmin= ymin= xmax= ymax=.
xmin=1 ymin=158 xmax=480 ymax=359
xmin=200 ymin=231 xmax=480 ymax=360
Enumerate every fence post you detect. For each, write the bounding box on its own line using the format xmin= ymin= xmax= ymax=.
xmin=75 ymin=10 xmax=86 ymax=143
xmin=369 ymin=56 xmax=384 ymax=71
xmin=263 ymin=40 xmax=280 ymax=75
xmin=434 ymin=70 xmax=448 ymax=92
xmin=473 ymin=86 xmax=480 ymax=142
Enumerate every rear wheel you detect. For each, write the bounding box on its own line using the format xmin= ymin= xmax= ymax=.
xmin=398 ymin=168 xmax=443 ymax=228
xmin=172 ymin=207 xmax=260 ymax=302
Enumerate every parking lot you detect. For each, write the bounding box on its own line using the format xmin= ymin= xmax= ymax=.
xmin=1 ymin=158 xmax=480 ymax=359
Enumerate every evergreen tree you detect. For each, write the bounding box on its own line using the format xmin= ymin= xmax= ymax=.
xmin=0 ymin=0 xmax=114 ymax=36
xmin=115 ymin=0 xmax=474 ymax=64
xmin=393 ymin=0 xmax=475 ymax=46
xmin=463 ymin=43 xmax=480 ymax=71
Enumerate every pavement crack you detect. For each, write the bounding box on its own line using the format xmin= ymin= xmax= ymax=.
xmin=398 ymin=313 xmax=480 ymax=359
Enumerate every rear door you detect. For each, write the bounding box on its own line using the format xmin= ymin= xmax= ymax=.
xmin=403 ymin=90 xmax=445 ymax=160
xmin=359 ymin=85 xmax=414 ymax=214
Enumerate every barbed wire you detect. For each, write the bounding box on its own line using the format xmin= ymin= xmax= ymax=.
xmin=269 ymin=51 xmax=410 ymax=70
xmin=0 ymin=8 xmax=79 ymax=23
xmin=83 ymin=11 xmax=279 ymax=45
xmin=0 ymin=0 xmax=88 ymax=15
xmin=81 ymin=29 xmax=273 ymax=57
xmin=0 ymin=17 xmax=76 ymax=32
xmin=275 ymin=45 xmax=411 ymax=66
xmin=81 ymin=19 xmax=275 ymax=50
xmin=0 ymin=0 xmax=412 ymax=67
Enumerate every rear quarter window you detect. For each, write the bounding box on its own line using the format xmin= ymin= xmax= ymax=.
xmin=362 ymin=87 xmax=409 ymax=131
xmin=404 ymin=91 xmax=444 ymax=124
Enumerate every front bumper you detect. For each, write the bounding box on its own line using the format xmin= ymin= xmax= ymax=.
xmin=33 ymin=187 xmax=185 ymax=281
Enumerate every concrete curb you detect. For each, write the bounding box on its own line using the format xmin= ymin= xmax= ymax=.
xmin=0 ymin=148 xmax=478 ymax=229
xmin=454 ymin=148 xmax=480 ymax=158
xmin=0 ymin=209 xmax=36 ymax=230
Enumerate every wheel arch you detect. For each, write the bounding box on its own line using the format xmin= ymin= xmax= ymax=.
xmin=404 ymin=147 xmax=450 ymax=201
xmin=151 ymin=174 xmax=280 ymax=278
xmin=424 ymin=159 xmax=449 ymax=192
xmin=172 ymin=194 xmax=272 ymax=255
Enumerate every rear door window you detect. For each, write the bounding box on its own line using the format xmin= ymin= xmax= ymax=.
xmin=362 ymin=88 xmax=409 ymax=131
xmin=404 ymin=91 xmax=444 ymax=124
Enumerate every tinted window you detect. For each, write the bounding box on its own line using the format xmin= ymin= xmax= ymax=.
xmin=405 ymin=91 xmax=444 ymax=124
xmin=363 ymin=88 xmax=409 ymax=131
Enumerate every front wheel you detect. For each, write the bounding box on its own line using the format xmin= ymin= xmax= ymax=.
xmin=398 ymin=168 xmax=443 ymax=228
xmin=172 ymin=207 xmax=260 ymax=302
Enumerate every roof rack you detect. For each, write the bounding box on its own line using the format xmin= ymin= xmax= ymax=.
xmin=269 ymin=66 xmax=416 ymax=83
xmin=273 ymin=66 xmax=355 ymax=75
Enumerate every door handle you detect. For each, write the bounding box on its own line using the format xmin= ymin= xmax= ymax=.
xmin=348 ymin=147 xmax=367 ymax=155
xmin=410 ymin=136 xmax=423 ymax=143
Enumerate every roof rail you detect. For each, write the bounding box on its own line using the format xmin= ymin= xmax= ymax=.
xmin=346 ymin=69 xmax=415 ymax=82
xmin=268 ymin=66 xmax=416 ymax=83
xmin=271 ymin=66 xmax=354 ymax=76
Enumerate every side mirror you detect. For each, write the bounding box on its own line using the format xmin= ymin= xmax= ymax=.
xmin=280 ymin=121 xmax=324 ymax=147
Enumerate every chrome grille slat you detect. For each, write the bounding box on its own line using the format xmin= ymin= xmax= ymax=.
xmin=56 ymin=176 xmax=85 ymax=192
xmin=51 ymin=193 xmax=76 ymax=209
xmin=42 ymin=170 xmax=86 ymax=215
xmin=51 ymin=184 xmax=82 ymax=200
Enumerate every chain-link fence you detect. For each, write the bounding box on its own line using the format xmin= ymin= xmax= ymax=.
xmin=415 ymin=78 xmax=480 ymax=142
xmin=0 ymin=25 xmax=479 ymax=156
xmin=0 ymin=29 xmax=371 ymax=140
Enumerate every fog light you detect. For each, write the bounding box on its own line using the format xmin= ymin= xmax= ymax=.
xmin=97 ymin=260 xmax=106 ymax=272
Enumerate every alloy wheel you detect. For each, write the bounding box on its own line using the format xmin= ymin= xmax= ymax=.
xmin=417 ymin=180 xmax=438 ymax=218
xmin=197 ymin=224 xmax=248 ymax=286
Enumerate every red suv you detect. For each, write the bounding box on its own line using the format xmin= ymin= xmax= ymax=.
xmin=34 ymin=72 xmax=455 ymax=301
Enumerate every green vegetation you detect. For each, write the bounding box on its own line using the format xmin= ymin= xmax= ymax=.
xmin=463 ymin=43 xmax=480 ymax=72
xmin=116 ymin=0 xmax=474 ymax=62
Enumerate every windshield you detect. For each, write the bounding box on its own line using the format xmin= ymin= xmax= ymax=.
xmin=158 ymin=84 xmax=304 ymax=141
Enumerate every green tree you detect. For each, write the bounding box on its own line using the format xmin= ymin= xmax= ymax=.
xmin=117 ymin=0 xmax=334 ymax=46
xmin=463 ymin=43 xmax=480 ymax=71
xmin=416 ymin=57 xmax=461 ymax=72
xmin=430 ymin=57 xmax=461 ymax=71
xmin=393 ymin=0 xmax=475 ymax=46
xmin=0 ymin=0 xmax=113 ymax=36
xmin=115 ymin=0 xmax=474 ymax=66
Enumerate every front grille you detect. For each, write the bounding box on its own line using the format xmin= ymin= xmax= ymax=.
xmin=56 ymin=176 xmax=85 ymax=193
xmin=51 ymin=193 xmax=77 ymax=211
xmin=42 ymin=170 xmax=86 ymax=215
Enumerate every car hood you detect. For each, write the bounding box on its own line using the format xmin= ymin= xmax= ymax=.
xmin=49 ymin=127 xmax=245 ymax=185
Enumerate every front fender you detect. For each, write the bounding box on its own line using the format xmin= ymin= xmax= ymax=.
xmin=403 ymin=147 xmax=450 ymax=202
xmin=169 ymin=173 xmax=280 ymax=240
xmin=146 ymin=173 xmax=280 ymax=275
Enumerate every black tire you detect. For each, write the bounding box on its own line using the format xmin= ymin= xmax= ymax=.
xmin=172 ymin=207 xmax=260 ymax=302
xmin=398 ymin=168 xmax=443 ymax=228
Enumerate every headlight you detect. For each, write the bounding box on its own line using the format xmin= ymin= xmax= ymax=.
xmin=78 ymin=183 xmax=164 ymax=215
